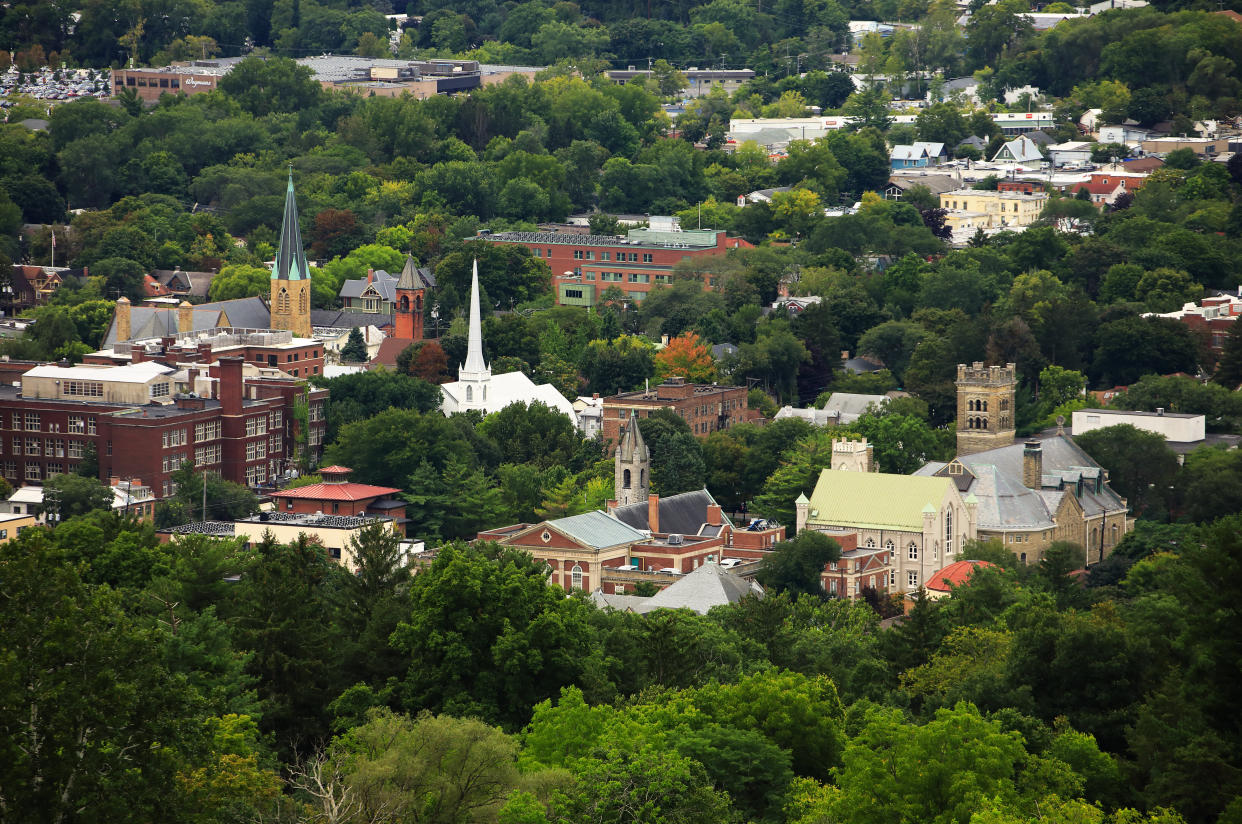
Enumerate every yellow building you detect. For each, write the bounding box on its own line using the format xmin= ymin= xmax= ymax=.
xmin=939 ymin=189 xmax=1048 ymax=231
xmin=0 ymin=512 xmax=37 ymax=542
xmin=159 ymin=512 xmax=405 ymax=571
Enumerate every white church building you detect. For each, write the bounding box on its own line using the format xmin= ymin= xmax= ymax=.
xmin=439 ymin=261 xmax=577 ymax=422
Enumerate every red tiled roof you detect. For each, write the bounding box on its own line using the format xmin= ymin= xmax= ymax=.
xmin=271 ymin=482 xmax=401 ymax=502
xmin=926 ymin=559 xmax=998 ymax=592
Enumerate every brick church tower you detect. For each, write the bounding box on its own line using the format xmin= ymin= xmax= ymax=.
xmin=956 ymin=362 xmax=1017 ymax=456
xmin=393 ymin=255 xmax=425 ymax=341
xmin=270 ymin=170 xmax=312 ymax=338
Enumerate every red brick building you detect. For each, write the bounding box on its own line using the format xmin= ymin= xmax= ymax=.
xmin=996 ymin=181 xmax=1043 ymax=195
xmin=0 ymin=357 xmax=326 ymax=497
xmin=601 ymin=377 xmax=750 ymax=443
xmin=481 ymin=218 xmax=753 ymax=307
xmin=478 ymin=509 xmax=736 ymax=594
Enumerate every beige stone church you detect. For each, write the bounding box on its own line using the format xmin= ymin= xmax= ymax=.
xmin=800 ymin=362 xmax=1129 ymax=580
xmin=914 ymin=362 xmax=1130 ymax=565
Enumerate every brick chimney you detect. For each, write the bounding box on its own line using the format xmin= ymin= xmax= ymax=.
xmin=177 ymin=300 xmax=194 ymax=334
xmin=648 ymin=493 xmax=660 ymax=534
xmin=1022 ymin=440 xmax=1043 ymax=489
xmin=197 ymin=342 xmax=213 ymax=362
xmin=218 ymin=355 xmax=244 ymax=416
xmin=130 ymin=344 xmax=144 ymax=364
xmin=706 ymin=503 xmax=722 ymax=526
xmin=115 ymin=296 xmax=131 ymax=342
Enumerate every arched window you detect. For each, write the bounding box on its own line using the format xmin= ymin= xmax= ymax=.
xmin=865 ymin=538 xmax=875 ymax=548
xmin=466 ymin=385 xmax=473 ymax=402
xmin=967 ymin=400 xmax=975 ymax=412
xmin=482 ymin=386 xmax=487 ymax=402
xmin=908 ymin=542 xmax=918 ymax=560
xmin=885 ymin=539 xmax=894 ymax=553
xmin=399 ymin=296 xmax=410 ymax=312
xmin=982 ymin=400 xmax=988 ymax=412
xmin=640 ymin=468 xmax=646 ymax=487
xmin=945 ymin=509 xmax=954 ymax=556
xmin=415 ymin=295 xmax=423 ymax=313
xmin=1001 ymin=399 xmax=1009 ymax=411
xmin=276 ymin=288 xmax=290 ymax=314
xmin=298 ymin=289 xmax=308 ymax=314
xmin=570 ymin=564 xmax=583 ymax=590
xmin=623 ymin=469 xmax=632 ymax=489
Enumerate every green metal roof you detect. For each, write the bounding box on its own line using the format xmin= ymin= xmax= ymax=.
xmin=806 ymin=470 xmax=955 ymax=532
xmin=273 ymin=171 xmax=309 ymax=282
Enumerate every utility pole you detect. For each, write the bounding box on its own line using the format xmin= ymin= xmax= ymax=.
xmin=44 ymin=486 xmax=60 ymax=526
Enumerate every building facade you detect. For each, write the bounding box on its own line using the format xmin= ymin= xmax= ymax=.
xmin=917 ymin=436 xmax=1130 ymax=565
xmin=482 ymin=218 xmax=753 ymax=306
xmin=939 ymin=191 xmax=1048 ymax=230
xmin=797 ymin=438 xmax=977 ymax=596
xmin=0 ymin=357 xmax=326 ymax=496
xmin=601 ymin=377 xmax=749 ymax=443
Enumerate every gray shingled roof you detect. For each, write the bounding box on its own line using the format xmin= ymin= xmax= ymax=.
xmin=916 ymin=435 xmax=1126 ymax=524
xmin=104 ymin=306 xmax=226 ymax=345
xmin=197 ymin=296 xmax=272 ymax=329
xmin=645 ymin=562 xmax=763 ymax=614
xmin=549 ymin=510 xmax=648 ymax=549
xmin=611 ymin=489 xmax=732 ymax=536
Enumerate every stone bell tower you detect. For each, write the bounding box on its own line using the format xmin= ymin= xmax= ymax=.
xmin=614 ymin=410 xmax=650 ymax=507
xmin=956 ymin=362 xmax=1017 ymax=456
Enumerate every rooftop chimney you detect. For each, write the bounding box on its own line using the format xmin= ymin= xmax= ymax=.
xmin=1022 ymin=440 xmax=1043 ymax=489
xmin=648 ymin=493 xmax=660 ymax=534
xmin=178 ymin=301 xmax=194 ymax=334
xmin=218 ymin=355 xmax=244 ymax=416
xmin=116 ymin=296 xmax=131 ymax=342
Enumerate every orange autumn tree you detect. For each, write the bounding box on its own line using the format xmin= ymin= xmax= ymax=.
xmin=655 ymin=332 xmax=717 ymax=383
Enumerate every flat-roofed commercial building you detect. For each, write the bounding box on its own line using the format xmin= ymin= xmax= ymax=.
xmin=482 ymin=217 xmax=752 ymax=306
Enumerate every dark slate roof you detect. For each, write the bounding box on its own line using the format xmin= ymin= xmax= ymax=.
xmin=612 ymin=488 xmax=732 ymax=536
xmin=311 ymin=309 xmax=389 ymax=329
xmin=397 ymin=255 xmax=435 ymax=290
xmin=339 ymin=269 xmax=397 ymax=301
xmin=197 ymin=296 xmax=272 ymax=330
xmin=152 ymin=269 xmax=216 ymax=297
xmin=273 ymin=172 xmax=308 ymax=281
xmin=104 ymin=306 xmax=227 ymax=345
xmin=843 ymin=356 xmax=883 ymax=374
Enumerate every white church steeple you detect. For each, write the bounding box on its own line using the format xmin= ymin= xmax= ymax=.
xmin=457 ymin=259 xmax=491 ymax=409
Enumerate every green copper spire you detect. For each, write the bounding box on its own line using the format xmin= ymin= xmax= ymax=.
xmin=273 ymin=169 xmax=308 ymax=281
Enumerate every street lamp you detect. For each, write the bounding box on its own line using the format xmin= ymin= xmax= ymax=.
xmin=430 ymin=303 xmax=441 ymax=338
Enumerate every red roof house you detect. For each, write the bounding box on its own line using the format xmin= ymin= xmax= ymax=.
xmin=925 ymin=559 xmax=999 ymax=597
xmin=271 ymin=465 xmax=407 ymax=529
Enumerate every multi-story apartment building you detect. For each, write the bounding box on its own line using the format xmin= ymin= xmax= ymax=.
xmin=600 ymin=377 xmax=750 ymax=443
xmin=0 ymin=357 xmax=326 ymax=497
xmin=481 ymin=217 xmax=753 ymax=306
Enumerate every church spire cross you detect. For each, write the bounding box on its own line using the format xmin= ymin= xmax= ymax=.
xmin=273 ymin=169 xmax=308 ymax=282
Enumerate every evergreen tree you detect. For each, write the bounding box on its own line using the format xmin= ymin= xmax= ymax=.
xmin=340 ymin=326 xmax=368 ymax=363
xmin=1213 ymin=319 xmax=1242 ymax=388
